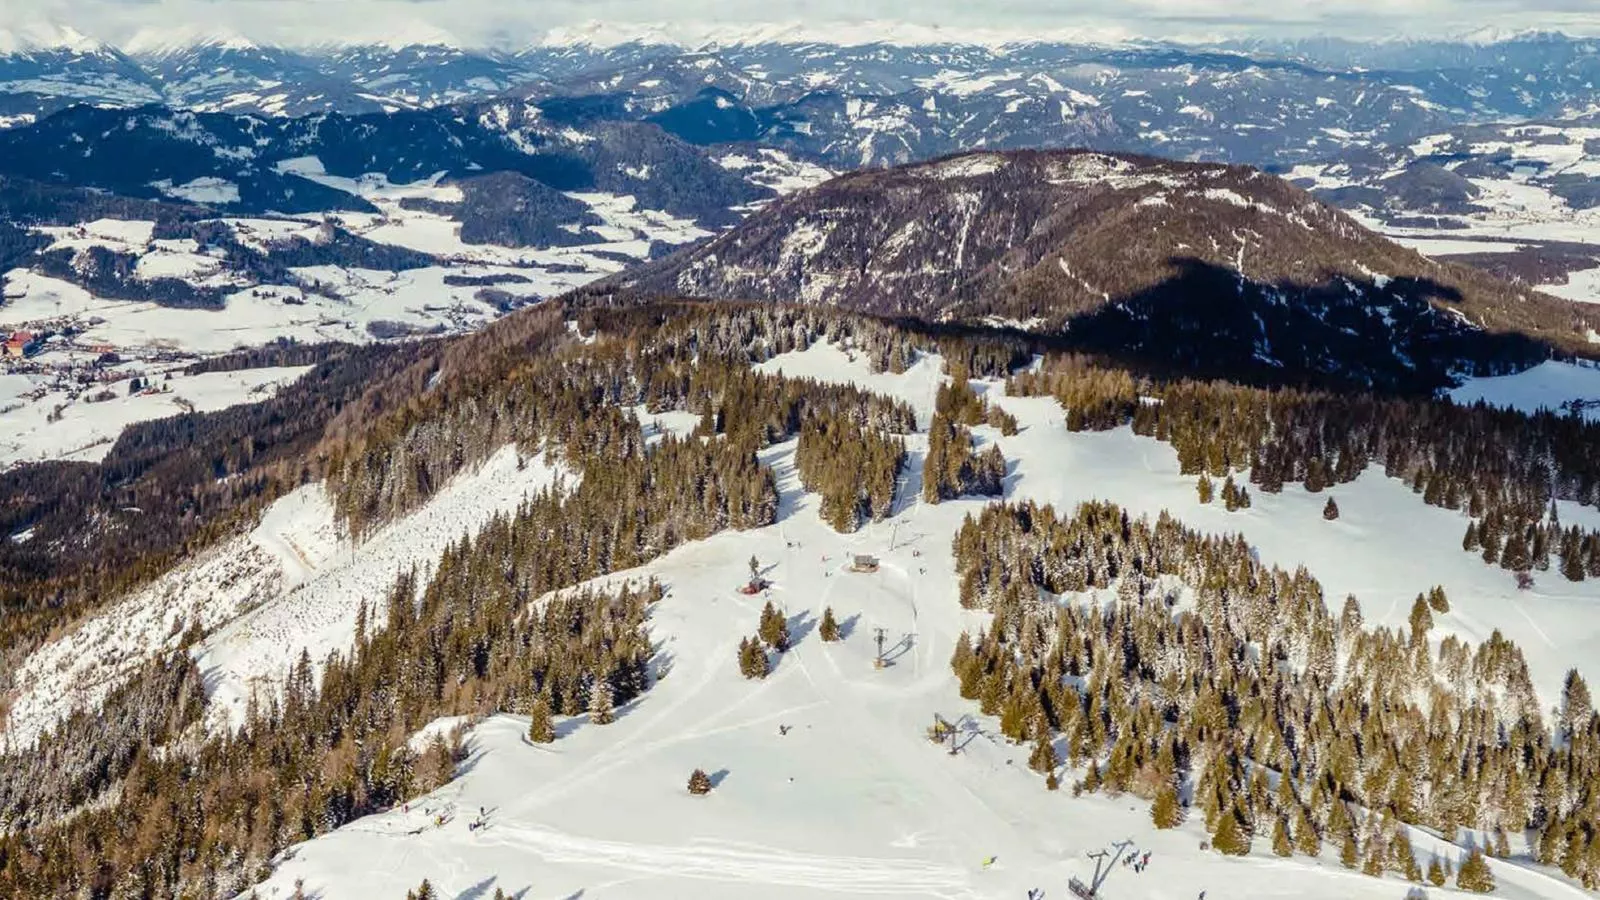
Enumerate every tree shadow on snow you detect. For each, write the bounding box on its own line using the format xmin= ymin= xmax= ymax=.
xmin=1001 ymin=458 xmax=1023 ymax=499
xmin=709 ymin=768 xmax=731 ymax=788
xmin=787 ymin=610 xmax=817 ymax=645
xmin=840 ymin=613 xmax=862 ymax=640
xmin=649 ymin=644 xmax=676 ymax=683
xmin=454 ymin=877 xmax=500 ymax=900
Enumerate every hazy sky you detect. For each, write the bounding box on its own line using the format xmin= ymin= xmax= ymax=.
xmin=13 ymin=0 xmax=1600 ymax=47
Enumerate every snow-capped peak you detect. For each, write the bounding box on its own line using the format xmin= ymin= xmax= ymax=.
xmin=535 ymin=18 xmax=1142 ymax=51
xmin=121 ymin=25 xmax=261 ymax=57
xmin=1453 ymin=26 xmax=1569 ymax=46
xmin=0 ymin=22 xmax=106 ymax=56
xmin=322 ymin=20 xmax=465 ymax=52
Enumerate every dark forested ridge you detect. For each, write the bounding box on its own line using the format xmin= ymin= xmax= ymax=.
xmin=598 ymin=149 xmax=1600 ymax=392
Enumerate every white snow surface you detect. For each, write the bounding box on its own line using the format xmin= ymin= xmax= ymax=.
xmin=0 ymin=365 xmax=310 ymax=469
xmin=2 ymin=445 xmax=573 ymax=748
xmin=244 ymin=342 xmax=1600 ymax=900
xmin=1449 ymin=360 xmax=1600 ymax=421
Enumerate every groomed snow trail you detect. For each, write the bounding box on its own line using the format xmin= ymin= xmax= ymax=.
xmin=482 ymin=825 xmax=970 ymax=896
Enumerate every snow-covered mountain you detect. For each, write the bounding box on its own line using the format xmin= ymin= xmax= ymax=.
xmin=5 ymin=29 xmax=1600 ymax=147
xmin=604 ymin=148 xmax=1597 ymax=392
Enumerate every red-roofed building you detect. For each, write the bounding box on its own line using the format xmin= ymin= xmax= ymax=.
xmin=4 ymin=331 xmax=40 ymax=359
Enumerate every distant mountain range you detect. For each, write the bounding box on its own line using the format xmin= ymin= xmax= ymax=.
xmin=5 ymin=26 xmax=1600 ymax=154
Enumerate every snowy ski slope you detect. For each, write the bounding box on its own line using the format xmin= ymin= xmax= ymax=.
xmin=237 ymin=342 xmax=1600 ymax=899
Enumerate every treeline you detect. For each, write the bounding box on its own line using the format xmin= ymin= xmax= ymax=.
xmin=795 ymin=412 xmax=905 ymax=532
xmin=182 ymin=338 xmax=354 ymax=375
xmin=949 ymin=500 xmax=1600 ymax=888
xmin=1009 ymin=358 xmax=1600 ymax=581
xmin=328 ymin=304 xmax=918 ymax=536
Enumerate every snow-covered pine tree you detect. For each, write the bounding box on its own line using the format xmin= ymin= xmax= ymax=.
xmin=1455 ymin=846 xmax=1495 ymax=892
xmin=589 ymin=674 xmax=615 ymax=725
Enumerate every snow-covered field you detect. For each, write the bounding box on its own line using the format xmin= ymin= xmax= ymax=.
xmin=1448 ymin=360 xmax=1600 ymax=421
xmin=0 ymin=364 xmax=309 ymax=468
xmin=234 ymin=342 xmax=1600 ymax=900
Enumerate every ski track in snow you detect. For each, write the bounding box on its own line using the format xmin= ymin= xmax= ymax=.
xmin=480 ymin=824 xmax=971 ymax=895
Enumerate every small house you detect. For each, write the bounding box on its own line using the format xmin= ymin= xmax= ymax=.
xmin=3 ymin=331 xmax=40 ymax=359
xmin=850 ymin=554 xmax=880 ymax=573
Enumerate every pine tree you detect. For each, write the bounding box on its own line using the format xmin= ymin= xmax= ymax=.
xmin=1427 ymin=585 xmax=1449 ymax=613
xmin=819 ymin=606 xmax=841 ymax=642
xmin=1212 ymin=805 xmax=1251 ymax=856
xmin=527 ymin=692 xmax=555 ymax=743
xmin=1340 ymin=831 xmax=1360 ymax=869
xmin=1409 ymin=594 xmax=1434 ymax=644
xmin=1083 ymin=760 xmax=1102 ymax=793
xmin=1562 ymin=669 xmax=1593 ymax=737
xmin=1501 ymin=526 xmax=1531 ymax=572
xmin=688 ymin=768 xmax=713 ymax=795
xmin=1323 ymin=497 xmax=1340 ymax=521
xmin=749 ymin=639 xmax=770 ymax=679
xmin=1152 ymin=783 xmax=1183 ymax=829
xmin=589 ymin=675 xmax=615 ymax=725
xmin=759 ymin=601 xmax=791 ymax=651
xmin=1028 ymin=723 xmax=1058 ymax=775
xmin=1361 ymin=836 xmax=1385 ymax=876
xmin=1272 ymin=814 xmax=1293 ymax=857
xmin=1456 ymin=846 xmax=1496 ymax=893
xmin=1563 ymin=536 xmax=1588 ymax=582
xmin=1197 ymin=475 xmax=1214 ymax=505
xmin=1427 ymin=856 xmax=1447 ymax=887
xmin=1463 ymin=520 xmax=1480 ymax=551
xmin=1293 ymin=807 xmax=1321 ymax=857
xmin=1391 ymin=827 xmax=1421 ymax=881
xmin=406 ymin=879 xmax=436 ymax=900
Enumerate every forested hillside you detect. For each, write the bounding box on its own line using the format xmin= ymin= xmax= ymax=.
xmin=4 ymin=300 xmax=1600 ymax=898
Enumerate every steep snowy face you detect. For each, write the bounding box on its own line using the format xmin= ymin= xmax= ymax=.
xmin=601 ymin=148 xmax=1596 ymax=392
